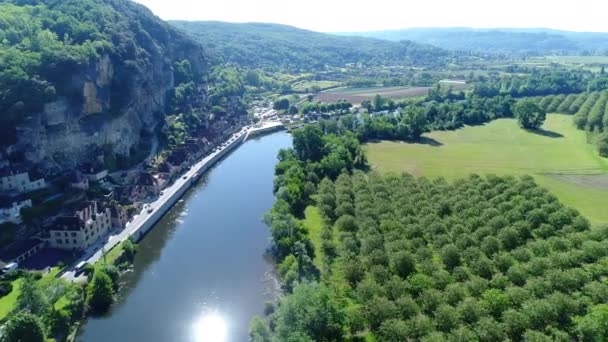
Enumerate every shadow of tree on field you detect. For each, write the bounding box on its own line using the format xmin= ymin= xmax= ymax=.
xmin=526 ymin=128 xmax=564 ymax=138
xmin=419 ymin=137 xmax=443 ymax=147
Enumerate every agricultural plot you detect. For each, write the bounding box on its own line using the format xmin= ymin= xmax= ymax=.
xmin=291 ymin=80 xmax=341 ymax=92
xmin=366 ymin=114 xmax=608 ymax=223
xmin=318 ymin=86 xmax=431 ymax=104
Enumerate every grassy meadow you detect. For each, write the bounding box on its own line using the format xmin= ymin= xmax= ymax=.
xmin=366 ymin=114 xmax=608 ymax=224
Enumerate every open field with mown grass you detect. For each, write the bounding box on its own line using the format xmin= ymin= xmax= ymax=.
xmin=366 ymin=114 xmax=608 ymax=224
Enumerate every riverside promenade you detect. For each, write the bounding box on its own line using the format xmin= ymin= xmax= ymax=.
xmin=62 ymin=122 xmax=284 ymax=281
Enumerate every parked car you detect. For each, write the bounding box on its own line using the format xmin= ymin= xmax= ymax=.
xmin=2 ymin=262 xmax=18 ymax=274
xmin=75 ymin=261 xmax=88 ymax=275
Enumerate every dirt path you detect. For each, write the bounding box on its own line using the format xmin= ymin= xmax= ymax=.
xmin=549 ymin=173 xmax=608 ymax=190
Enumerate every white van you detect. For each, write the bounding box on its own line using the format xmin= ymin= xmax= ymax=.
xmin=2 ymin=262 xmax=18 ymax=273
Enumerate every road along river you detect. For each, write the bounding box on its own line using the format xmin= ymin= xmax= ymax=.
xmin=77 ymin=132 xmax=292 ymax=342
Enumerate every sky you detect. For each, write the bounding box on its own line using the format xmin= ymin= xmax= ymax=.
xmin=133 ymin=0 xmax=608 ymax=33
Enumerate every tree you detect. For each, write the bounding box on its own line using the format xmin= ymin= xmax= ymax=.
xmin=390 ymin=251 xmax=416 ymax=278
xmin=2 ymin=312 xmax=45 ymax=342
xmin=271 ymin=283 xmax=345 ymax=341
xmin=273 ymin=98 xmax=290 ymax=111
xmin=514 ymin=99 xmax=546 ymax=130
xmin=86 ymin=269 xmax=115 ymax=314
xmin=16 ymin=275 xmax=50 ymax=316
xmin=373 ymin=95 xmax=386 ymax=112
xmin=288 ymin=105 xmax=299 ymax=115
xmin=45 ymin=308 xmax=71 ymax=338
xmin=575 ymin=304 xmax=608 ymax=341
xmin=292 ymin=125 xmax=325 ymax=162
xmin=441 ymin=244 xmax=461 ymax=271
xmin=249 ymin=316 xmax=270 ymax=342
xmin=598 ymin=133 xmax=608 ymax=157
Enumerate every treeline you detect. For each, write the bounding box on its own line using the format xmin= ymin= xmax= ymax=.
xmin=471 ymin=71 xmax=608 ymax=98
xmin=530 ymin=91 xmax=608 ymax=157
xmin=300 ymin=100 xmax=353 ymax=114
xmin=257 ymin=167 xmax=608 ymax=341
xmin=326 ymin=95 xmax=514 ymax=142
xmin=171 ymin=21 xmax=453 ymax=72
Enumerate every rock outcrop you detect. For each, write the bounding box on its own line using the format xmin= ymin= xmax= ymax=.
xmin=1 ymin=0 xmax=213 ymax=172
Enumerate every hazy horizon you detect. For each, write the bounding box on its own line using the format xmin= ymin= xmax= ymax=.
xmin=134 ymin=0 xmax=608 ymax=33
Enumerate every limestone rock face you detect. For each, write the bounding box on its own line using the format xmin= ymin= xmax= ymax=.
xmin=14 ymin=45 xmax=208 ymax=171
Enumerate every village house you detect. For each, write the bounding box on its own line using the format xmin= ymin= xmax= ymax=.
xmin=47 ymin=202 xmax=113 ymax=251
xmin=113 ymin=186 xmax=148 ymax=205
xmin=80 ymin=163 xmax=109 ymax=182
xmin=0 ymin=193 xmax=32 ymax=224
xmin=110 ymin=205 xmax=128 ymax=231
xmin=69 ymin=170 xmax=90 ymax=190
xmin=0 ymin=168 xmax=47 ymax=194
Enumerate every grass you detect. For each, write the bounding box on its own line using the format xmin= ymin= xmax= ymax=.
xmin=0 ymin=267 xmax=71 ymax=321
xmin=302 ymin=206 xmax=324 ymax=270
xmin=366 ymin=114 xmax=608 ymax=224
xmin=0 ymin=278 xmax=23 ymax=320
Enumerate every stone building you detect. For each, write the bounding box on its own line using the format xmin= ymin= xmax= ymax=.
xmin=0 ymin=194 xmax=32 ymax=224
xmin=69 ymin=170 xmax=90 ymax=190
xmin=0 ymin=169 xmax=47 ymax=194
xmin=47 ymin=202 xmax=112 ymax=251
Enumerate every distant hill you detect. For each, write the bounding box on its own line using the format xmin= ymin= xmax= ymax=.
xmin=169 ymin=21 xmax=451 ymax=70
xmin=336 ymin=28 xmax=608 ymax=55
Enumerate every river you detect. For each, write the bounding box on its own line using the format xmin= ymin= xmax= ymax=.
xmin=77 ymin=132 xmax=291 ymax=342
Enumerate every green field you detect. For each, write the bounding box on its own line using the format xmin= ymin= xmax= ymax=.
xmin=366 ymin=114 xmax=608 ymax=224
xmin=0 ymin=278 xmax=23 ymax=320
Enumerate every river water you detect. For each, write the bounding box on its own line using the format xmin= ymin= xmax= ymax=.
xmin=77 ymin=132 xmax=291 ymax=342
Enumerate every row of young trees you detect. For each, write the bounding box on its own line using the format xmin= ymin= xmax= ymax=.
xmin=258 ymin=164 xmax=608 ymax=340
xmin=530 ymin=91 xmax=608 ymax=156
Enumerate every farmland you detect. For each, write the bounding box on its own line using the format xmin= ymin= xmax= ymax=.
xmin=317 ymin=85 xmax=431 ymax=103
xmin=366 ymin=114 xmax=608 ymax=223
xmin=291 ymin=80 xmax=341 ymax=92
xmin=317 ymin=81 xmax=470 ymax=104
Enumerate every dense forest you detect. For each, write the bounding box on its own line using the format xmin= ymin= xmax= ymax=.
xmin=470 ymin=70 xmax=608 ymax=98
xmin=253 ymin=122 xmax=608 ymax=341
xmin=338 ymin=28 xmax=608 ymax=55
xmin=0 ymin=0 xmax=209 ymax=146
xmin=169 ymin=21 xmax=453 ymax=71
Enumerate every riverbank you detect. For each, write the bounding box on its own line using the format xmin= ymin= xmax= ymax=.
xmin=77 ymin=131 xmax=291 ymax=342
xmin=62 ymin=122 xmax=284 ymax=282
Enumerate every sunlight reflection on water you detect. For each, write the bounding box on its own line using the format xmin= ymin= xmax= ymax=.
xmin=192 ymin=309 xmax=228 ymax=342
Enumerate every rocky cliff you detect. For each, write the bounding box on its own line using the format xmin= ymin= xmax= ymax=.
xmin=0 ymin=0 xmax=213 ymax=171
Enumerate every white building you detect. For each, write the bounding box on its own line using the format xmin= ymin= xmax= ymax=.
xmin=0 ymin=195 xmax=32 ymax=224
xmin=0 ymin=170 xmax=46 ymax=194
xmin=48 ymin=202 xmax=112 ymax=251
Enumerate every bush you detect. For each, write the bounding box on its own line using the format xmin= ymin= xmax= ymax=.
xmin=3 ymin=312 xmax=45 ymax=342
xmin=0 ymin=280 xmax=13 ymax=297
xmin=86 ymin=269 xmax=115 ymax=314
